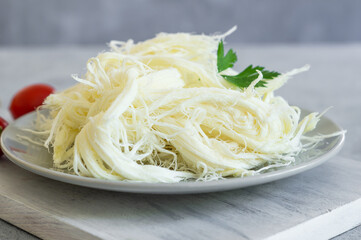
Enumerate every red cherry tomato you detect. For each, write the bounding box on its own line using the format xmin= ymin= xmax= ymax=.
xmin=0 ymin=117 xmax=9 ymax=156
xmin=9 ymin=84 xmax=55 ymax=119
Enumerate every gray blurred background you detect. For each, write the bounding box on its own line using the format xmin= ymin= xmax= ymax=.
xmin=1 ymin=0 xmax=361 ymax=46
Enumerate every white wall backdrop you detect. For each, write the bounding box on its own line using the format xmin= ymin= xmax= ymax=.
xmin=0 ymin=0 xmax=361 ymax=45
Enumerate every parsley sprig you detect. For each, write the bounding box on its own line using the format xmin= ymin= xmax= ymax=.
xmin=217 ymin=40 xmax=280 ymax=88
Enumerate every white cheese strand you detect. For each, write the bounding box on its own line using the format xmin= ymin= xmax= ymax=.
xmin=36 ymin=30 xmax=337 ymax=182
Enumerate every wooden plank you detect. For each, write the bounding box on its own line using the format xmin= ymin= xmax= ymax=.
xmin=266 ymin=198 xmax=361 ymax=240
xmin=1 ymin=155 xmax=360 ymax=240
xmin=0 ymin=194 xmax=101 ymax=240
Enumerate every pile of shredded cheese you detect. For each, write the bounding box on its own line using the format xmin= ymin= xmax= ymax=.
xmin=36 ymin=28 xmax=330 ymax=182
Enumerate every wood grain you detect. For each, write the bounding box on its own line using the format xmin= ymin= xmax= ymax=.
xmin=0 ymin=194 xmax=100 ymax=240
xmin=1 ymin=155 xmax=360 ymax=240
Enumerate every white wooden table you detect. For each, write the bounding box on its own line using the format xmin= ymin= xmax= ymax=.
xmin=0 ymin=45 xmax=360 ymax=240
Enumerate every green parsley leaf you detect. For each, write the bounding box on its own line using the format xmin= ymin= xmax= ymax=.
xmin=217 ymin=40 xmax=237 ymax=72
xmin=217 ymin=41 xmax=280 ymax=88
xmin=222 ymin=65 xmax=281 ymax=88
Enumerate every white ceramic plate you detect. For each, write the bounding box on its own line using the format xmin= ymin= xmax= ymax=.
xmin=1 ymin=110 xmax=344 ymax=194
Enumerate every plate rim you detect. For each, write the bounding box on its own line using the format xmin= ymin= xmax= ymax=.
xmin=0 ymin=110 xmax=345 ymax=194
